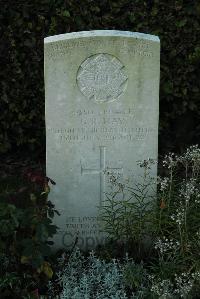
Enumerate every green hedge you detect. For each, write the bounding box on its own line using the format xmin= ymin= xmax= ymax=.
xmin=0 ymin=0 xmax=200 ymax=156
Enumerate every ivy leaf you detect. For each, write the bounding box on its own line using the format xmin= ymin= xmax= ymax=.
xmin=37 ymin=261 xmax=53 ymax=278
xmin=21 ymin=255 xmax=30 ymax=264
xmin=36 ymin=224 xmax=49 ymax=242
xmin=163 ymin=82 xmax=173 ymax=94
xmin=176 ymin=19 xmax=187 ymax=27
xmin=32 ymin=254 xmax=44 ymax=268
xmin=62 ymin=10 xmax=70 ymax=17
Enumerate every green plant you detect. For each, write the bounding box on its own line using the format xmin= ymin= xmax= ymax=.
xmin=148 ymin=146 xmax=200 ymax=298
xmin=0 ymin=169 xmax=59 ymax=298
xmin=47 ymin=248 xmax=151 ymax=299
xmin=100 ymin=159 xmax=157 ymax=259
xmin=99 ymin=145 xmax=200 ymax=298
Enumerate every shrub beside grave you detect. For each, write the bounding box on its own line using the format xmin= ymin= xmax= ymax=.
xmin=1 ymin=1 xmax=200 ymax=155
xmin=0 ymin=147 xmax=200 ymax=298
xmin=98 ymin=145 xmax=200 ymax=298
xmin=0 ymin=170 xmax=58 ymax=298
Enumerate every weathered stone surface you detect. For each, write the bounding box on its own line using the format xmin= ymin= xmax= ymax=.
xmin=44 ymin=30 xmax=160 ymax=250
xmin=77 ymin=53 xmax=128 ymax=103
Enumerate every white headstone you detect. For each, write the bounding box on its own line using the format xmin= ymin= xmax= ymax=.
xmin=44 ymin=30 xmax=160 ymax=250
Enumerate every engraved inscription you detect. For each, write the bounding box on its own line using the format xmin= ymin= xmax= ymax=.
xmin=62 ymin=216 xmax=105 ymax=249
xmin=45 ymin=39 xmax=153 ymax=60
xmin=81 ymin=146 xmax=123 ymax=205
xmin=77 ymin=54 xmax=128 ymax=103
xmin=48 ymin=126 xmax=154 ymax=143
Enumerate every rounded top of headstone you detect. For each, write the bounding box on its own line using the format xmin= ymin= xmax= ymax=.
xmin=44 ymin=30 xmax=160 ymax=44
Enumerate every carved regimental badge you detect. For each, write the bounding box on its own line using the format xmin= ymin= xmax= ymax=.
xmin=77 ymin=53 xmax=128 ymax=103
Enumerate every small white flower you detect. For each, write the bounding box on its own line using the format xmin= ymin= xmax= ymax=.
xmin=137 ymin=158 xmax=157 ymax=169
xmin=150 ymin=277 xmax=172 ymax=297
xmin=159 ymin=177 xmax=169 ymax=192
xmin=163 ymin=152 xmax=178 ymax=169
xmin=154 ymin=237 xmax=180 ymax=254
xmin=170 ymin=207 xmax=185 ymax=226
xmin=174 ymin=272 xmax=194 ymax=297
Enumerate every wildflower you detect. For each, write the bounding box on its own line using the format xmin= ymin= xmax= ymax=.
xmin=150 ymin=277 xmax=172 ymax=298
xmin=163 ymin=152 xmax=178 ymax=169
xmin=179 ymin=178 xmax=197 ymax=204
xmin=179 ymin=144 xmax=200 ymax=163
xmin=174 ymin=272 xmax=194 ymax=297
xmin=137 ymin=158 xmax=157 ymax=169
xmin=196 ymin=230 xmax=200 ymax=238
xmin=170 ymin=207 xmax=185 ymax=225
xmin=159 ymin=177 xmax=169 ymax=192
xmin=154 ymin=237 xmax=180 ymax=254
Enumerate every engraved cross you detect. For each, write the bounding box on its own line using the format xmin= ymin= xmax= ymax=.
xmin=81 ymin=146 xmax=123 ymax=206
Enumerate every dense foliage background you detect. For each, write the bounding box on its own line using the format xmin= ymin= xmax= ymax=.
xmin=0 ymin=0 xmax=200 ymax=158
